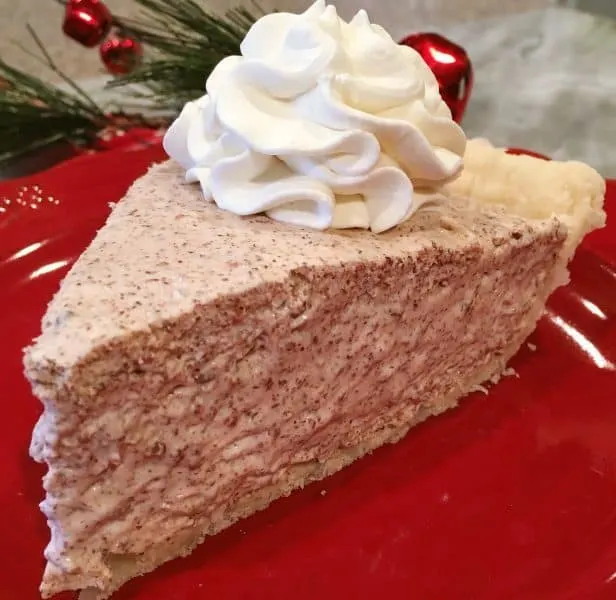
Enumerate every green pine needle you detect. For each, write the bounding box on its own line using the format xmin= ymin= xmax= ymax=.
xmin=0 ymin=24 xmax=109 ymax=165
xmin=110 ymin=0 xmax=262 ymax=111
xmin=0 ymin=0 xmax=262 ymax=166
xmin=0 ymin=67 xmax=104 ymax=165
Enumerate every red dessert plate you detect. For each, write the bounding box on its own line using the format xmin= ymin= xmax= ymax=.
xmin=1 ymin=146 xmax=615 ymax=600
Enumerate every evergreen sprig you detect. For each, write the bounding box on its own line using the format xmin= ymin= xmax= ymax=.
xmin=0 ymin=0 xmax=261 ymax=166
xmin=110 ymin=0 xmax=261 ymax=111
xmin=0 ymin=26 xmax=108 ymax=164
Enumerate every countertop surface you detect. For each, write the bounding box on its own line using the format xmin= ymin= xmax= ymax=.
xmin=451 ymin=7 xmax=616 ymax=178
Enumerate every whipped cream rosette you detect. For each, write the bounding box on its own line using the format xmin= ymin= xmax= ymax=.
xmin=164 ymin=0 xmax=466 ymax=233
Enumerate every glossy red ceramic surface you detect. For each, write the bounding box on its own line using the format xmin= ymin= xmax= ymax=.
xmin=1 ymin=146 xmax=615 ymax=600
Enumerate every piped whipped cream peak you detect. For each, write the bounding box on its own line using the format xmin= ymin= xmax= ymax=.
xmin=163 ymin=0 xmax=467 ymax=233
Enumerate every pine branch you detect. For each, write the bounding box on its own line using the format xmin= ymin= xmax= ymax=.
xmin=0 ymin=16 xmax=114 ymax=164
xmin=109 ymin=0 xmax=261 ymax=111
xmin=0 ymin=58 xmax=105 ymax=164
xmin=0 ymin=21 xmax=165 ymax=166
xmin=0 ymin=0 xmax=261 ymax=164
xmin=19 ymin=24 xmax=107 ymax=119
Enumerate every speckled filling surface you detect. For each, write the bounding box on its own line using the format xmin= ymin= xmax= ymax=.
xmin=24 ymin=145 xmax=605 ymax=598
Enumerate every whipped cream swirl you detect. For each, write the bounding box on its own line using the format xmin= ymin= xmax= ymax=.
xmin=163 ymin=0 xmax=466 ymax=233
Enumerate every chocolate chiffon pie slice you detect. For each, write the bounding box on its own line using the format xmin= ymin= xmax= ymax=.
xmin=25 ymin=139 xmax=605 ymax=599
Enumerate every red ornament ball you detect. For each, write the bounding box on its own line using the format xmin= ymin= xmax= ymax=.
xmin=400 ymin=32 xmax=473 ymax=123
xmin=100 ymin=35 xmax=143 ymax=75
xmin=62 ymin=0 xmax=112 ymax=48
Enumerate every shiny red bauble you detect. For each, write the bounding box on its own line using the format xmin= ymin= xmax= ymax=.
xmin=62 ymin=0 xmax=113 ymax=48
xmin=400 ymin=32 xmax=473 ymax=123
xmin=99 ymin=35 xmax=143 ymax=75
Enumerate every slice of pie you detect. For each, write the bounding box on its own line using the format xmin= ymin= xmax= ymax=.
xmin=23 ymin=2 xmax=606 ymax=599
xmin=25 ymin=140 xmax=605 ymax=599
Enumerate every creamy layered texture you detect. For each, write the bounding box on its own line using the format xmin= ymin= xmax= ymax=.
xmin=26 ymin=139 xmax=606 ymax=599
xmin=163 ymin=0 xmax=466 ymax=233
xmin=27 ymin=161 xmax=565 ymax=599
